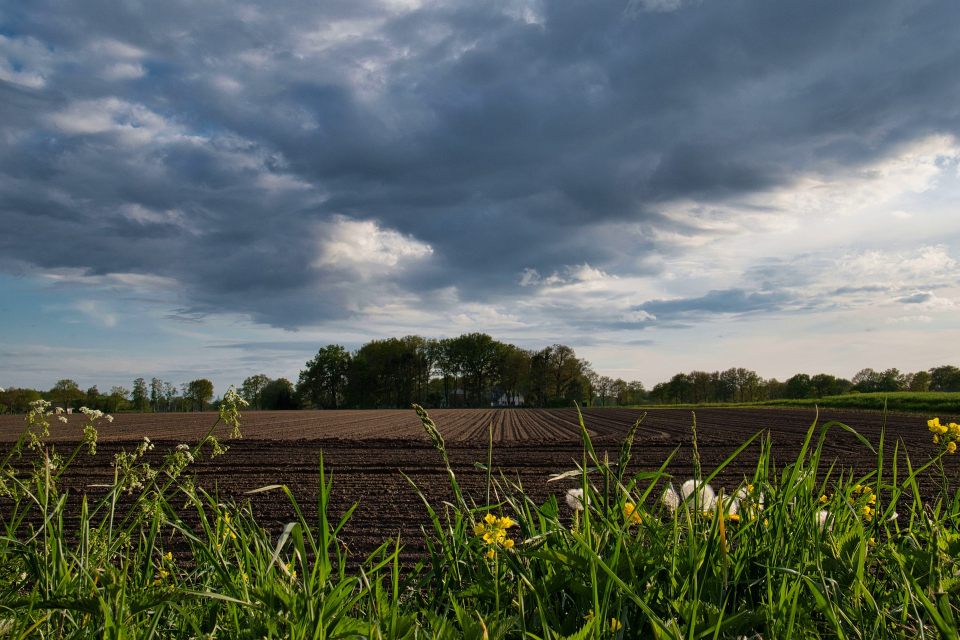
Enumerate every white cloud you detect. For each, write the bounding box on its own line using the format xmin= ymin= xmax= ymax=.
xmin=48 ymin=98 xmax=183 ymax=146
xmin=76 ymin=300 xmax=117 ymax=327
xmin=887 ymin=315 xmax=933 ymax=324
xmin=621 ymin=310 xmax=657 ymax=322
xmin=315 ymin=216 xmax=433 ymax=273
xmin=0 ymin=34 xmax=55 ymax=88
xmin=101 ymin=62 xmax=146 ymax=80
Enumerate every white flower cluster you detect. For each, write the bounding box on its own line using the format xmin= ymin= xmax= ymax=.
xmin=664 ymin=480 xmax=763 ymax=516
xmin=565 ymin=488 xmax=589 ymax=511
xmin=142 ymin=436 xmax=155 ymax=451
xmin=176 ymin=444 xmax=195 ymax=464
xmin=79 ymin=407 xmax=114 ymax=422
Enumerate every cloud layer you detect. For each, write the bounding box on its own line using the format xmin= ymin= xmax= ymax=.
xmin=1 ymin=0 xmax=959 ymax=388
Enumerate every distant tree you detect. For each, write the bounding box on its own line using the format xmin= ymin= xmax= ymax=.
xmin=299 ymin=345 xmax=352 ymax=409
xmin=612 ymin=378 xmax=629 ymax=406
xmin=185 ymin=379 xmax=214 ymax=411
xmin=595 ymin=376 xmax=614 ymax=406
xmin=649 ymin=382 xmax=670 ymax=404
xmin=108 ymin=386 xmax=131 ymax=412
xmin=163 ymin=381 xmax=178 ymax=412
xmin=763 ymin=378 xmax=785 ymax=400
xmin=261 ymin=378 xmax=298 ymax=410
xmin=929 ymin=365 xmax=960 ymax=392
xmin=625 ymin=380 xmax=646 ymax=405
xmin=907 ymin=370 xmax=932 ymax=392
xmin=668 ymin=373 xmax=692 ymax=404
xmin=149 ymin=378 xmax=165 ymax=412
xmin=784 ymin=374 xmax=812 ymax=400
xmin=241 ymin=374 xmax=272 ymax=410
xmin=50 ymin=379 xmax=83 ymax=409
xmin=690 ymin=371 xmax=712 ymax=404
xmin=0 ymin=387 xmax=43 ymax=414
xmin=132 ymin=378 xmax=150 ymax=412
xmin=810 ymin=373 xmax=839 ymax=398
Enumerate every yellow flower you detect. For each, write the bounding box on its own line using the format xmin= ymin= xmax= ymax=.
xmin=934 ymin=435 xmax=940 ymax=444
xmin=929 ymin=417 xmax=942 ymax=432
xmin=163 ymin=552 xmax=173 ymax=562
xmin=242 ymin=572 xmax=248 ymax=582
xmin=949 ymin=423 xmax=960 ymax=438
xmin=867 ymin=494 xmax=876 ymax=504
xmin=285 ymin=562 xmax=293 ymax=572
xmin=158 ymin=569 xmax=169 ymax=578
xmin=819 ymin=495 xmax=829 ymax=504
xmin=473 ymin=524 xmax=486 ymax=536
xmin=868 ymin=537 xmax=876 ymax=547
xmin=948 ymin=441 xmax=957 ymax=454
xmin=728 ymin=513 xmax=740 ymax=523
xmin=745 ymin=484 xmax=754 ymax=493
xmin=291 ymin=570 xmax=297 ymax=580
xmin=486 ymin=548 xmax=495 ymax=560
xmin=503 ymin=538 xmax=515 ymax=549
xmin=610 ymin=619 xmax=622 ymax=632
xmin=584 ymin=610 xmax=594 ymax=622
xmin=152 ymin=578 xmax=163 ymax=586
xmin=484 ymin=513 xmax=497 ymax=525
xmin=622 ymin=502 xmax=641 ymax=525
xmin=496 ymin=516 xmax=516 ymax=529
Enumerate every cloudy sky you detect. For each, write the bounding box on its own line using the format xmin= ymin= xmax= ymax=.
xmin=2 ymin=0 xmax=959 ymax=394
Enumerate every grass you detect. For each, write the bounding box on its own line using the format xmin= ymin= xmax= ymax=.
xmin=1 ymin=393 xmax=959 ymax=638
xmin=629 ymin=391 xmax=960 ymax=415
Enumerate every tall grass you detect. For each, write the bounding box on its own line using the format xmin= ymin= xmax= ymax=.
xmin=1 ymin=396 xmax=958 ymax=638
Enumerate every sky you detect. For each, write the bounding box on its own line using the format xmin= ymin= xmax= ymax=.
xmin=1 ymin=0 xmax=959 ymax=395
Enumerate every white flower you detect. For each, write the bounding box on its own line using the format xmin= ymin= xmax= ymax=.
xmin=106 ymin=415 xmax=114 ymax=422
xmin=176 ymin=444 xmax=190 ymax=451
xmin=664 ymin=480 xmax=717 ymax=513
xmin=58 ymin=416 xmax=68 ymax=424
xmin=888 ymin=512 xmax=899 ymax=522
xmin=565 ymin=488 xmax=588 ymax=511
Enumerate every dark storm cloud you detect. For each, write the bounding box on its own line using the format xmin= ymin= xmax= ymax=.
xmin=1 ymin=0 xmax=959 ymax=326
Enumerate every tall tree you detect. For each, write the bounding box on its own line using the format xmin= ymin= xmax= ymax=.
xmin=299 ymin=345 xmax=351 ymax=409
xmin=132 ymin=378 xmax=150 ymax=412
xmin=241 ymin=374 xmax=272 ymax=410
xmin=50 ymin=379 xmax=82 ymax=409
xmin=185 ymin=379 xmax=214 ymax=411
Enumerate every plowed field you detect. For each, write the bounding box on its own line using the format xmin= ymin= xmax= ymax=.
xmin=2 ymin=408 xmax=956 ymax=563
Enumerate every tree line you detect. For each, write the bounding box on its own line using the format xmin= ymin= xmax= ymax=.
xmin=2 ymin=335 xmax=959 ymax=413
xmin=289 ymin=334 xmax=646 ymax=410
xmin=647 ymin=365 xmax=960 ymax=404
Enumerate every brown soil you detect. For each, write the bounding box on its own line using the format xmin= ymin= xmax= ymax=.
xmin=2 ymin=408 xmax=956 ymax=564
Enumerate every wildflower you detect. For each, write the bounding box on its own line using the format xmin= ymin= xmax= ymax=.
xmin=728 ymin=513 xmax=740 ymax=524
xmin=503 ymin=539 xmax=515 ymax=549
xmin=486 ymin=548 xmax=495 ymax=560
xmin=475 ymin=511 xmax=516 ymax=552
xmin=565 ymin=488 xmax=588 ymax=511
xmin=868 ymin=538 xmax=876 ymax=547
xmin=623 ymin=502 xmax=642 ymax=525
xmin=164 ymin=552 xmax=173 ymax=562
xmin=664 ymin=480 xmax=717 ymax=513
xmin=242 ymin=573 xmax=248 ymax=583
xmin=934 ymin=435 xmax=940 ymax=444
xmin=819 ymin=494 xmax=829 ymax=504
xmin=584 ymin=610 xmax=595 ymax=622
xmin=610 ymin=619 xmax=622 ymax=632
xmin=948 ymin=442 xmax=957 ymax=454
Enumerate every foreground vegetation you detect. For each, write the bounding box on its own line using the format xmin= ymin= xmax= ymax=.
xmin=2 ymin=393 xmax=959 ymax=638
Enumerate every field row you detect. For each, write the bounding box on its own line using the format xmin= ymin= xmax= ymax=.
xmin=1 ymin=406 xmax=950 ymax=446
